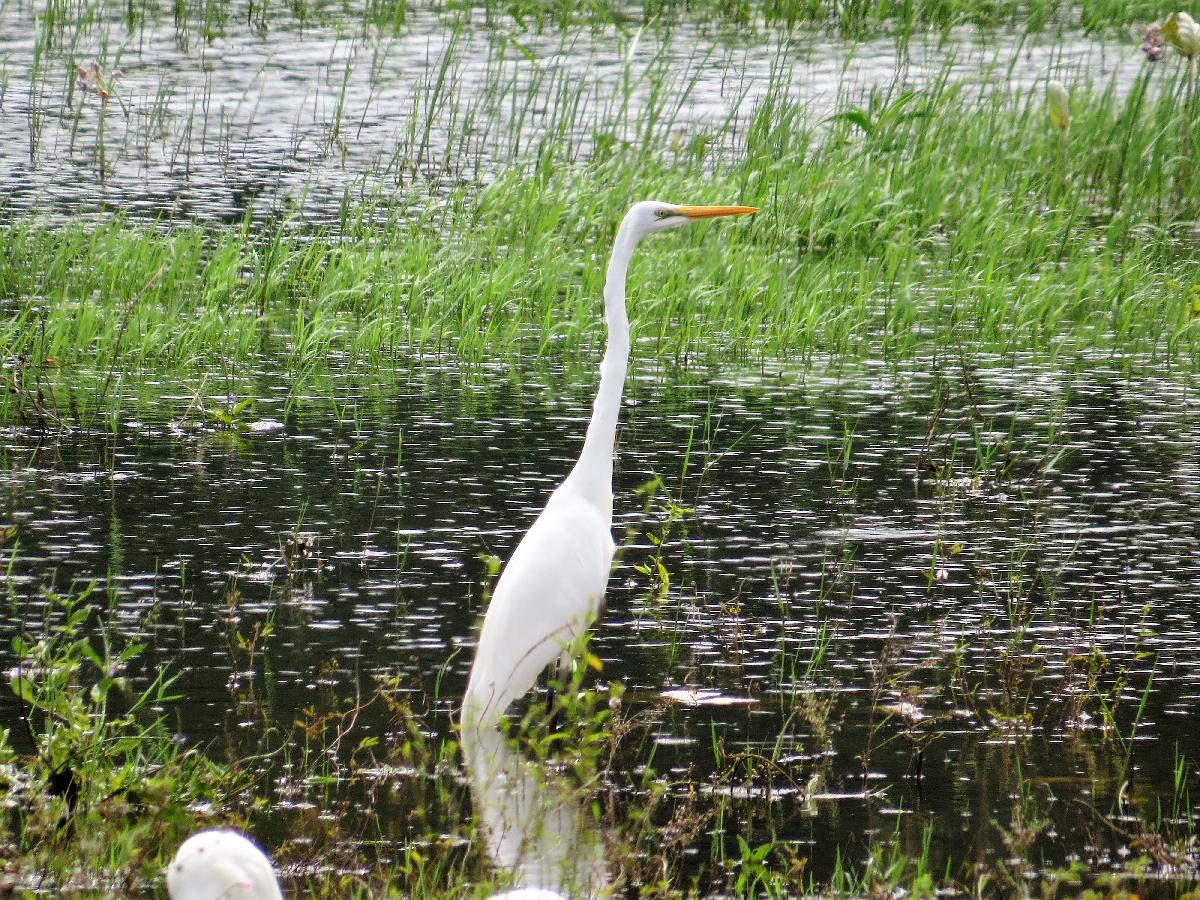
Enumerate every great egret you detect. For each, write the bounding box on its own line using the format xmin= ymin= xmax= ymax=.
xmin=462 ymin=200 xmax=757 ymax=727
xmin=462 ymin=722 xmax=608 ymax=897
xmin=166 ymin=829 xmax=284 ymax=900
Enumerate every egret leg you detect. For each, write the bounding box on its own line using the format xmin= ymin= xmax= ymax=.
xmin=544 ymin=675 xmax=558 ymax=729
xmin=546 ymin=650 xmax=574 ymax=732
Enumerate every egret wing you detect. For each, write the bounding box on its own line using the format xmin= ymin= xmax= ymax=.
xmin=464 ymin=496 xmax=613 ymax=724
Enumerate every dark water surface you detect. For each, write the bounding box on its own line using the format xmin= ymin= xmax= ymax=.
xmin=1 ymin=355 xmax=1197 ymax=886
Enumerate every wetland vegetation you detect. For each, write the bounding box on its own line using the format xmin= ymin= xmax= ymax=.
xmin=1 ymin=0 xmax=1199 ymax=896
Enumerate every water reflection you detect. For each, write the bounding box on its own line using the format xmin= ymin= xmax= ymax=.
xmin=461 ymin=723 xmax=608 ymax=898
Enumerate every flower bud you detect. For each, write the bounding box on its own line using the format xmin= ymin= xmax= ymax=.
xmin=1164 ymin=11 xmax=1200 ymax=57
xmin=1046 ymin=80 xmax=1070 ymax=131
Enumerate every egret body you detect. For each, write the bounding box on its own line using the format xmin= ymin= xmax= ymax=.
xmin=462 ymin=201 xmax=756 ymax=727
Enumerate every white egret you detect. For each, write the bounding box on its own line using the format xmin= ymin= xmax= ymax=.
xmin=166 ymin=829 xmax=284 ymax=900
xmin=462 ymin=200 xmax=757 ymax=727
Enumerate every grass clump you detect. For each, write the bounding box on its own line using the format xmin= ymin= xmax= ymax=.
xmin=1 ymin=579 xmax=233 ymax=895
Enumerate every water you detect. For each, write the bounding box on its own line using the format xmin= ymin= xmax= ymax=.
xmin=1 ymin=355 xmax=1197 ymax=886
xmin=0 ymin=2 xmax=1159 ymax=225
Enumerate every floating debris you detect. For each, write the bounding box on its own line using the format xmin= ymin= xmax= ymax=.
xmin=659 ymin=688 xmax=756 ymax=707
xmin=881 ymin=701 xmax=928 ymax=724
xmin=246 ymin=419 xmax=285 ymax=433
xmin=75 ymin=62 xmax=122 ymax=100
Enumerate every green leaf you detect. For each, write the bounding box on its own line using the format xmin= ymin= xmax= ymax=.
xmin=79 ymin=640 xmax=105 ymax=671
xmin=11 ymin=676 xmax=37 ymax=706
xmin=832 ymin=109 xmax=873 ymax=135
xmin=116 ymin=642 xmax=146 ymax=664
xmin=91 ymin=677 xmax=115 ymax=703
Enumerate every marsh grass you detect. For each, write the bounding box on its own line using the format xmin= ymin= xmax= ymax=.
xmin=12 ymin=0 xmax=1177 ymax=41
xmin=4 ymin=63 xmax=1199 ymax=428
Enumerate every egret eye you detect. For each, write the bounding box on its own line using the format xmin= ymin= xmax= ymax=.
xmin=655 ymin=208 xmax=671 ymax=219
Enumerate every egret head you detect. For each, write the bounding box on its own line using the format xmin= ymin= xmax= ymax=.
xmin=624 ymin=200 xmax=757 ymax=240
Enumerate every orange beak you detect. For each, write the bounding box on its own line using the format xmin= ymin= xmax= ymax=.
xmin=674 ymin=205 xmax=758 ymax=219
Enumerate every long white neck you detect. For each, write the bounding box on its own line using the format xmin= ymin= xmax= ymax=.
xmin=563 ymin=218 xmax=639 ymax=508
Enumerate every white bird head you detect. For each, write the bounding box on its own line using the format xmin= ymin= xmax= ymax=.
xmin=622 ymin=200 xmax=757 ymax=240
xmin=166 ymin=829 xmax=284 ymax=900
